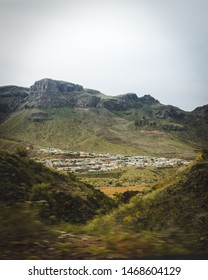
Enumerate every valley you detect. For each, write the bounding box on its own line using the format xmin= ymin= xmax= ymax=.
xmin=33 ymin=147 xmax=190 ymax=196
xmin=0 ymin=78 xmax=208 ymax=259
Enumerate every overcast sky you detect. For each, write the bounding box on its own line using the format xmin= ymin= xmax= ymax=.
xmin=0 ymin=0 xmax=207 ymax=111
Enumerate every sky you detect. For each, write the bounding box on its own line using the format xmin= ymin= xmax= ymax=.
xmin=0 ymin=0 xmax=207 ymax=111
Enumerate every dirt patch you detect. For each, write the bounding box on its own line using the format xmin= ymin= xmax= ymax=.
xmin=96 ymin=185 xmax=148 ymax=197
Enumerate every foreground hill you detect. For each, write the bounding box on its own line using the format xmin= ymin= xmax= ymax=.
xmin=0 ymin=150 xmax=115 ymax=223
xmin=83 ymin=152 xmax=208 ymax=259
xmin=1 ymin=78 xmax=208 ymax=157
xmin=1 ymin=150 xmax=207 ymax=259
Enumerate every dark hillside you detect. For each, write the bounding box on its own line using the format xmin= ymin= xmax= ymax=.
xmin=0 ymin=150 xmax=115 ymax=223
xmin=0 ymin=150 xmax=115 ymax=259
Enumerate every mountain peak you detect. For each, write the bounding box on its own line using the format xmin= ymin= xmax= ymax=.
xmin=139 ymin=94 xmax=159 ymax=105
xmin=117 ymin=93 xmax=139 ymax=101
xmin=30 ymin=78 xmax=83 ymax=93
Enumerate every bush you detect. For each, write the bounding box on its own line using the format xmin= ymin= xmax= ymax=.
xmin=202 ymin=149 xmax=208 ymax=160
xmin=15 ymin=147 xmax=28 ymax=157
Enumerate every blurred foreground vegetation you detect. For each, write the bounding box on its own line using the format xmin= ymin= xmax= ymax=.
xmin=0 ymin=150 xmax=208 ymax=259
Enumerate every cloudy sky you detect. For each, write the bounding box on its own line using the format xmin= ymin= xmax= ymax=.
xmin=0 ymin=0 xmax=207 ymax=111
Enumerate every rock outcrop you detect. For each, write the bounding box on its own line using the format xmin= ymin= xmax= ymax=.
xmin=192 ymin=104 xmax=208 ymax=123
xmin=0 ymin=86 xmax=29 ymax=119
xmin=30 ymin=78 xmax=83 ymax=93
xmin=17 ymin=79 xmax=101 ymax=110
xmin=138 ymin=94 xmax=159 ymax=105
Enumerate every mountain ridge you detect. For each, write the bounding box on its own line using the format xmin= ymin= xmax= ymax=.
xmin=0 ymin=78 xmax=207 ymax=157
xmin=1 ymin=78 xmax=207 ymax=120
xmin=0 ymin=78 xmax=194 ymax=112
xmin=0 ymin=78 xmax=207 ymax=113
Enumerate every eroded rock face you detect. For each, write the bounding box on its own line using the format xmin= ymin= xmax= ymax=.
xmin=101 ymin=93 xmax=142 ymax=110
xmin=30 ymin=78 xmax=83 ymax=93
xmin=138 ymin=94 xmax=159 ymax=105
xmin=20 ymin=79 xmax=100 ymax=109
xmin=153 ymin=105 xmax=187 ymax=121
xmin=101 ymin=93 xmax=160 ymax=111
xmin=193 ymin=105 xmax=208 ymax=122
xmin=1 ymin=79 xmax=159 ymax=112
xmin=0 ymin=79 xmax=104 ymax=112
xmin=0 ymin=86 xmax=29 ymax=116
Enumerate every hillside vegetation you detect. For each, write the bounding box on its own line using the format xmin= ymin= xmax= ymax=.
xmin=82 ymin=153 xmax=208 ymax=259
xmin=0 ymin=150 xmax=208 ymax=259
xmin=78 ymin=165 xmax=181 ymax=187
xmin=0 ymin=150 xmax=115 ymax=223
xmin=0 ymin=107 xmax=196 ymax=158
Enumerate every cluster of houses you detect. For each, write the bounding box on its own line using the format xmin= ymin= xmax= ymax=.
xmin=35 ymin=147 xmax=190 ymax=173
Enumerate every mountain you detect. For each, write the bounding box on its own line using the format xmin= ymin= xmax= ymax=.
xmin=0 ymin=78 xmax=158 ymax=112
xmin=0 ymin=78 xmax=207 ymax=157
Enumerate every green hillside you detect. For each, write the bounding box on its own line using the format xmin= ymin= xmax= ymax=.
xmin=77 ymin=165 xmax=181 ymax=188
xmin=83 ymin=153 xmax=208 ymax=259
xmin=0 ymin=107 xmax=196 ymax=158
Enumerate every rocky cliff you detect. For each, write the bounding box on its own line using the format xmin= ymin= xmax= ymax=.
xmin=0 ymin=78 xmax=157 ymax=112
xmin=1 ymin=78 xmax=208 ymax=122
xmin=0 ymin=85 xmax=29 ymax=117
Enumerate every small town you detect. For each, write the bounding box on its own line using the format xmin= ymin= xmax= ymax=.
xmin=33 ymin=147 xmax=190 ymax=173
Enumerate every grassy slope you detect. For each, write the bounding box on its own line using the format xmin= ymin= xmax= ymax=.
xmin=83 ymin=157 xmax=208 ymax=259
xmin=0 ymin=150 xmax=115 ymax=223
xmin=0 ymin=107 xmax=195 ymax=157
xmin=77 ymin=166 xmax=181 ymax=188
xmin=113 ymin=104 xmax=208 ymax=150
xmin=0 ymin=150 xmax=116 ymax=259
